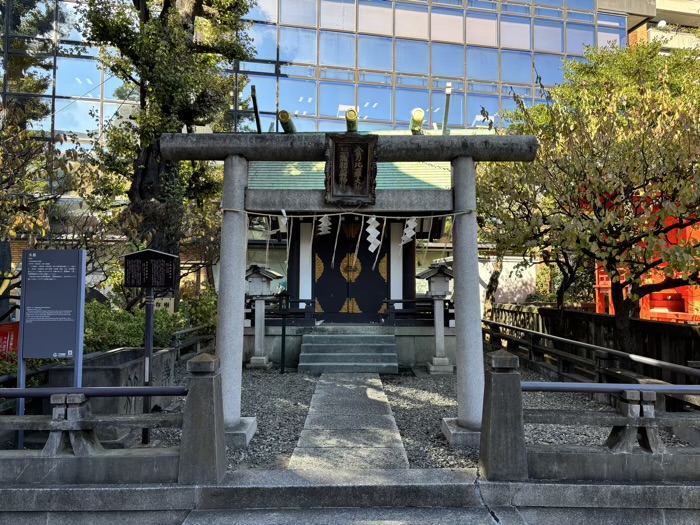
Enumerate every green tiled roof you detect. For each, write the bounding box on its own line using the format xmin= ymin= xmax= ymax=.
xmin=248 ymin=161 xmax=452 ymax=190
xmin=247 ymin=128 xmax=492 ymax=191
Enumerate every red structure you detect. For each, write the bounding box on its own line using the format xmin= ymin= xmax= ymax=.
xmin=595 ymin=226 xmax=700 ymax=324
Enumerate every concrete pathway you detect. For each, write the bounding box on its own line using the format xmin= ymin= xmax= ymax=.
xmin=288 ymin=373 xmax=409 ymax=469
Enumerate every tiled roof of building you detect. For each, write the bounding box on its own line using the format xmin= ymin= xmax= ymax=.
xmin=248 ymin=160 xmax=452 ymax=190
xmin=248 ymin=128 xmax=491 ymax=191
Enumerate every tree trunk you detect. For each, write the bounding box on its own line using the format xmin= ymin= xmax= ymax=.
xmin=0 ymin=241 xmax=11 ymax=323
xmin=610 ymin=282 xmax=638 ymax=354
xmin=483 ymin=255 xmax=503 ymax=321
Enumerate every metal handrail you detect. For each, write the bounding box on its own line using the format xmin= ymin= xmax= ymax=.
xmin=483 ymin=319 xmax=700 ymax=381
xmin=521 ymin=382 xmax=700 ymax=394
xmin=0 ymin=386 xmax=188 ymax=399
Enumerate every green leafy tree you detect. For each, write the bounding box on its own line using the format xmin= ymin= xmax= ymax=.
xmin=0 ymin=121 xmax=78 ymax=321
xmin=494 ymin=41 xmax=700 ymax=351
xmin=76 ymin=0 xmax=252 ymax=259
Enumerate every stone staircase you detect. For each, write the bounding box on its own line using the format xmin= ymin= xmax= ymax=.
xmin=298 ymin=329 xmax=399 ymax=374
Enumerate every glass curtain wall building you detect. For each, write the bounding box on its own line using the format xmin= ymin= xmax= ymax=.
xmin=0 ymin=0 xmax=627 ymax=138
xmin=0 ymin=1 xmax=138 ymax=142
xmin=237 ymin=0 xmax=627 ymax=131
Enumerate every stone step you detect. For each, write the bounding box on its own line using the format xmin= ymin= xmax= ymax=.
xmin=182 ymin=507 xmax=505 ymax=525
xmin=298 ymin=362 xmax=399 ymax=374
xmin=299 ymin=352 xmax=398 ymax=364
xmin=307 ymin=325 xmax=395 ymax=335
xmin=303 ymin=334 xmax=396 ymax=345
xmin=300 ymin=343 xmax=396 ymax=354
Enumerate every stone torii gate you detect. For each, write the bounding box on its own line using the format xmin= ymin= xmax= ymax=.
xmin=160 ymin=133 xmax=537 ymax=447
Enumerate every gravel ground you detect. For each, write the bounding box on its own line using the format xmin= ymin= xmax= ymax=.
xmin=149 ymin=360 xmax=318 ymax=469
xmin=1 ymin=360 xmax=690 ymax=465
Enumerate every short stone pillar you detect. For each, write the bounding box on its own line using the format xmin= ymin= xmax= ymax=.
xmin=479 ymin=349 xmax=528 ymax=481
xmin=179 ymin=353 xmax=227 ymax=484
xmin=245 ymin=264 xmax=283 ymax=369
xmin=417 ymin=263 xmax=454 ymax=374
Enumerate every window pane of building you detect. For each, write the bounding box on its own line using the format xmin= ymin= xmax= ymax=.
xmin=501 ymin=50 xmax=532 ymax=84
xmin=103 ymin=102 xmax=137 ymax=126
xmin=5 ymin=96 xmax=53 ymax=131
xmin=56 ymin=57 xmax=101 ymax=97
xmin=598 ymin=14 xmax=626 ymax=27
xmin=240 ymin=75 xmax=277 ymax=112
xmin=321 ymin=68 xmax=355 ymax=80
xmin=320 ymin=31 xmax=355 ymax=68
xmin=395 ymin=39 xmax=428 ymax=75
xmin=598 ymin=27 xmax=626 ymax=48
xmin=466 ymin=11 xmax=497 ymax=46
xmin=395 ymin=88 xmax=429 ymax=122
xmin=466 ymin=46 xmax=498 ymax=82
xmin=533 ymin=52 xmax=563 ymax=85
xmin=431 ymin=7 xmax=464 ymax=44
xmin=291 ymin=116 xmax=317 ymax=131
xmin=501 ymin=15 xmax=531 ymax=50
xmin=7 ymin=54 xmax=53 ymax=94
xmin=358 ymin=84 xmax=392 ymax=120
xmin=58 ymin=2 xmax=84 ymax=42
xmin=280 ymin=27 xmax=317 ymax=64
xmin=467 ymin=0 xmax=496 ymax=9
xmin=249 ymin=23 xmax=278 ymax=61
xmin=467 ymin=93 xmax=498 ymax=127
xmin=432 ymin=43 xmax=465 ymax=78
xmin=238 ymin=112 xmax=278 ymax=132
xmin=566 ymin=23 xmax=594 ymax=55
xmin=104 ymin=75 xmax=138 ymax=101
xmin=279 ymin=78 xmax=317 ymax=116
xmin=566 ymin=0 xmax=594 ymax=11
xmin=9 ymin=0 xmax=54 ymax=38
xmin=535 ymin=0 xmax=563 ymax=6
xmin=319 ymin=81 xmax=356 ymax=117
xmin=358 ymin=0 xmax=393 ymax=35
xmin=318 ymin=119 xmax=348 ymax=131
xmin=321 ymin=0 xmax=356 ymax=30
xmin=431 ymin=90 xmax=464 ymax=126
xmin=358 ymin=35 xmax=393 ymax=71
xmin=534 ymin=19 xmax=563 ymax=52
xmin=55 ymin=99 xmax=99 ymax=138
xmin=244 ymin=0 xmax=278 ymax=22
xmin=280 ymin=0 xmax=317 ymax=27
xmin=502 ymin=3 xmax=530 ymax=14
xmin=434 ymin=0 xmax=463 ymax=8
xmin=395 ymin=3 xmax=428 ymax=40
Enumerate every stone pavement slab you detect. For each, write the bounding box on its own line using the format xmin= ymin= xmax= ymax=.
xmin=290 ymin=373 xmax=408 ymax=469
xmin=303 ymin=414 xmax=399 ymax=430
xmin=287 ymin=447 xmax=409 ymax=469
xmin=297 ymin=429 xmax=404 ymax=448
xmin=308 ymin=403 xmax=392 ymax=415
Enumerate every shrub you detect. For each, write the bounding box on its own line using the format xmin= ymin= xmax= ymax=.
xmin=179 ymin=285 xmax=218 ymax=334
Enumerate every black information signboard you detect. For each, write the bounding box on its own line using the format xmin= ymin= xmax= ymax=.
xmin=124 ymin=249 xmax=179 ymax=289
xmin=19 ymin=250 xmax=86 ymax=360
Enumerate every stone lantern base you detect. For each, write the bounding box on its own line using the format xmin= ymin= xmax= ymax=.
xmin=247 ymin=356 xmax=273 ymax=369
xmin=427 ymin=357 xmax=454 ymax=375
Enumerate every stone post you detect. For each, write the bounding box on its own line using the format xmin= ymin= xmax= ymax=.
xmin=594 ymin=350 xmax=619 ymax=405
xmin=179 ymin=354 xmax=227 ymax=484
xmin=428 ymin=298 xmax=453 ymax=374
xmin=479 ymin=350 xmax=528 ymax=481
xmin=441 ymin=156 xmax=483 ymax=446
xmin=248 ymin=297 xmax=272 ymax=368
xmin=218 ymin=155 xmax=257 ymax=447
